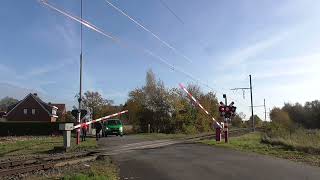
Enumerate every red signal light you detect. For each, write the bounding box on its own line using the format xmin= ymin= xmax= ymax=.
xmin=219 ymin=106 xmax=225 ymax=112
xmin=225 ymin=106 xmax=230 ymax=112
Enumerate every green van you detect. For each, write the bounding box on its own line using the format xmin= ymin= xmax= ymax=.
xmin=102 ymin=119 xmax=123 ymax=137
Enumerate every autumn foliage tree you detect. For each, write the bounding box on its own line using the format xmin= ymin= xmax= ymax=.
xmin=126 ymin=69 xmax=220 ymax=134
xmin=82 ymin=91 xmax=114 ymax=119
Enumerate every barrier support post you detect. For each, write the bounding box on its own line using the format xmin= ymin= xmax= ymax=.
xmin=224 ymin=123 xmax=229 ymax=143
xmin=216 ymin=127 xmax=221 ymax=142
xmin=59 ymin=123 xmax=74 ymax=150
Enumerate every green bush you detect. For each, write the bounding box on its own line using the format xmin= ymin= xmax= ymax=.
xmin=262 ymin=124 xmax=320 ymax=154
xmin=182 ymin=124 xmax=198 ymax=134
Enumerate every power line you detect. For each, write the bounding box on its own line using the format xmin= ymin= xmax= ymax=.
xmin=158 ymin=0 xmax=184 ymax=24
xmin=116 ymin=0 xmax=255 ymax=110
xmin=40 ymin=0 xmax=252 ymax=118
xmin=104 ymin=0 xmax=191 ymax=63
xmin=102 ymin=3 xmax=248 ymax=109
xmin=39 ymin=1 xmax=213 ymax=93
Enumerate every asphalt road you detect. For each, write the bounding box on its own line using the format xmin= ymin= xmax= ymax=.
xmin=98 ymin=135 xmax=320 ymax=180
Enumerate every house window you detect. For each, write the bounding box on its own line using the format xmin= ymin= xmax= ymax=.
xmin=32 ymin=109 xmax=36 ymax=115
xmin=52 ymin=109 xmax=57 ymax=116
xmin=23 ymin=109 xmax=27 ymax=115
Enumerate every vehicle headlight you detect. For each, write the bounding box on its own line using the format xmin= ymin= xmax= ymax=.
xmin=106 ymin=127 xmax=109 ymax=130
xmin=119 ymin=127 xmax=123 ymax=132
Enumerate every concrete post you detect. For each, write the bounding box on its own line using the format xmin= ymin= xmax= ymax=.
xmin=59 ymin=123 xmax=74 ymax=149
xmin=63 ymin=131 xmax=71 ymax=148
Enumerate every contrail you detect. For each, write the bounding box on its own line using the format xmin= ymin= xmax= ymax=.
xmin=104 ymin=0 xmax=192 ymax=63
xmin=40 ymin=1 xmax=249 ymax=118
xmin=39 ymin=0 xmax=219 ymax=95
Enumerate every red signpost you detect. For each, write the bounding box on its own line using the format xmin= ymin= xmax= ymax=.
xmin=216 ymin=127 xmax=221 ymax=142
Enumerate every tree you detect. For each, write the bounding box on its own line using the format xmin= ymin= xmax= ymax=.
xmin=0 ymin=97 xmax=19 ymax=111
xmin=142 ymin=70 xmax=173 ymax=133
xmin=125 ymin=69 xmax=220 ymax=134
xmin=282 ymin=103 xmax=306 ymax=126
xmin=64 ymin=111 xmax=75 ymax=122
xmin=270 ymin=107 xmax=292 ymax=129
xmin=280 ymin=101 xmax=320 ymax=129
xmin=247 ymin=115 xmax=263 ymax=127
xmin=82 ymin=91 xmax=113 ymax=119
xmin=231 ymin=113 xmax=244 ymax=127
xmin=304 ymin=100 xmax=320 ymax=128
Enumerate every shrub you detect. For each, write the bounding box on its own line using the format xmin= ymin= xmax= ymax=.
xmin=182 ymin=124 xmax=198 ymax=134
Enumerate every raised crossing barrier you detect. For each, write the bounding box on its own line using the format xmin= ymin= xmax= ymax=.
xmin=179 ymin=83 xmax=222 ymax=129
xmin=73 ymin=110 xmax=128 ymax=129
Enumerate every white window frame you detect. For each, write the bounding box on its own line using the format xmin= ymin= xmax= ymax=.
xmin=52 ymin=109 xmax=57 ymax=115
xmin=23 ymin=109 xmax=28 ymax=115
xmin=32 ymin=109 xmax=36 ymax=115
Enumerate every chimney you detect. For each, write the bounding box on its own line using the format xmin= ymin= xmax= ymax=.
xmin=33 ymin=93 xmax=38 ymax=96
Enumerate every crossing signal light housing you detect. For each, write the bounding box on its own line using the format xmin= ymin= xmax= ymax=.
xmin=219 ymin=101 xmax=225 ymax=117
xmin=224 ymin=106 xmax=231 ymax=118
xmin=219 ymin=101 xmax=237 ymax=118
xmin=230 ymin=106 xmax=237 ymax=117
xmin=231 ymin=106 xmax=236 ymax=113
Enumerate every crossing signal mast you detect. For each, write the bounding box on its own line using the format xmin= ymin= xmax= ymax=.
xmin=219 ymin=102 xmax=237 ymax=119
xmin=218 ymin=95 xmax=237 ymax=143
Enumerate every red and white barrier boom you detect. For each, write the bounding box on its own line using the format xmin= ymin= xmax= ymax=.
xmin=73 ymin=110 xmax=128 ymax=129
xmin=179 ymin=83 xmax=222 ymax=128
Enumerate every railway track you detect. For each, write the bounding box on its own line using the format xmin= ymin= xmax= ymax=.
xmin=0 ymin=152 xmax=97 ymax=177
xmin=0 ymin=128 xmax=253 ymax=178
xmin=183 ymin=128 xmax=253 ymax=142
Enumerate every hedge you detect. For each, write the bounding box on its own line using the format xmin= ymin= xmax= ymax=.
xmin=0 ymin=122 xmax=64 ymax=136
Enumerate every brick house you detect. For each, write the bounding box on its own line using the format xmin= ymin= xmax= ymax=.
xmin=4 ymin=93 xmax=63 ymax=122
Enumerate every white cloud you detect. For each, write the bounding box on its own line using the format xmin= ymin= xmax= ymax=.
xmin=254 ymin=53 xmax=320 ymax=79
xmin=20 ymin=57 xmax=76 ymax=79
xmin=223 ymin=30 xmax=292 ymax=66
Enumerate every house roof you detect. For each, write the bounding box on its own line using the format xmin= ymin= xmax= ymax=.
xmin=5 ymin=93 xmax=56 ymax=117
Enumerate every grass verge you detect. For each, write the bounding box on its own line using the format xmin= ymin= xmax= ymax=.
xmin=61 ymin=159 xmax=118 ymax=180
xmin=0 ymin=136 xmax=97 ymax=157
xmin=200 ymin=132 xmax=320 ymax=167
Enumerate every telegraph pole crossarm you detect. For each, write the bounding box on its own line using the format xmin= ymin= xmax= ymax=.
xmin=230 ymin=88 xmax=250 ymax=90
xmin=230 ymin=75 xmax=255 ymax=132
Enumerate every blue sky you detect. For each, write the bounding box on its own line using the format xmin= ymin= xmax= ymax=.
xmin=0 ymin=0 xmax=319 ymax=120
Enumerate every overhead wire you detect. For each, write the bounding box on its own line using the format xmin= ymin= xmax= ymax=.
xmin=158 ymin=0 xmax=184 ymax=24
xmin=39 ymin=1 xmax=214 ymax=93
xmin=104 ymin=0 xmax=192 ymax=63
xmin=40 ymin=0 xmax=252 ymax=117
xmin=102 ymin=0 xmax=253 ymax=110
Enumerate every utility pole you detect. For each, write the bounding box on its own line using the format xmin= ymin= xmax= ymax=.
xmin=249 ymin=75 xmax=254 ymax=132
xmin=76 ymin=0 xmax=83 ymax=145
xmin=264 ymin=99 xmax=266 ymax=121
xmin=222 ymin=94 xmax=228 ymax=143
xmin=230 ymin=74 xmax=255 ymax=132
